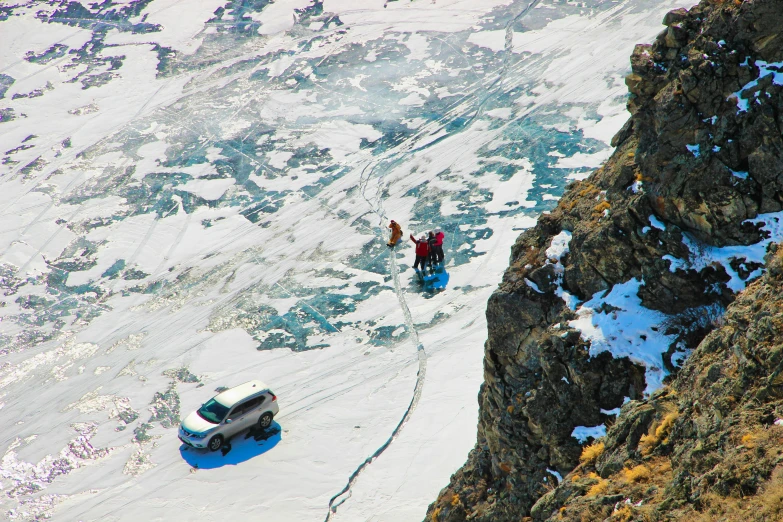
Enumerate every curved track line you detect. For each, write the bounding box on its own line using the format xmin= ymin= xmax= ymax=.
xmin=324 ymin=249 xmax=426 ymax=521
xmin=323 ymin=3 xmax=546 ymax=514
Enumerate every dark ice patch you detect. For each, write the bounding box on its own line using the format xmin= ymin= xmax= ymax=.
xmin=25 ymin=44 xmax=68 ymax=64
xmin=0 ymin=74 xmax=14 ymax=99
xmin=134 ymin=422 xmax=155 ymax=443
xmin=0 ymin=107 xmax=15 ymax=123
xmin=101 ymin=259 xmax=126 ymax=279
xmin=148 ymin=384 xmax=180 ymax=428
xmin=163 ymin=367 xmax=201 ymax=384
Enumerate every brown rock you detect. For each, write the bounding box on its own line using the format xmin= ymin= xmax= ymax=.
xmin=662 ymin=7 xmax=688 ymax=27
xmin=664 ymin=25 xmax=687 ymax=48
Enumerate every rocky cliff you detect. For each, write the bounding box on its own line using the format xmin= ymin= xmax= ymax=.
xmin=426 ymin=0 xmax=783 ymax=520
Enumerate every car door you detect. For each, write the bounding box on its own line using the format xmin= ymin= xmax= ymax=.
xmin=239 ymin=396 xmax=263 ymax=428
xmin=225 ymin=397 xmax=261 ymax=435
xmin=246 ymin=395 xmax=266 ymax=419
xmin=225 ymin=401 xmax=252 ymax=436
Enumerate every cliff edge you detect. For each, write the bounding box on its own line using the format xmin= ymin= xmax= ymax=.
xmin=426 ymin=0 xmax=783 ymax=520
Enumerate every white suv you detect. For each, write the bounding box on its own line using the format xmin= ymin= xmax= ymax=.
xmin=179 ymin=380 xmax=279 ymax=452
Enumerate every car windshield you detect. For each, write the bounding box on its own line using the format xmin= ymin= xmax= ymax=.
xmin=197 ymin=398 xmax=230 ymax=424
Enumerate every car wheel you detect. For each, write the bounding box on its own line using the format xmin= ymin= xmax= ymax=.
xmin=208 ymin=435 xmax=223 ymax=452
xmin=258 ymin=412 xmax=274 ymax=429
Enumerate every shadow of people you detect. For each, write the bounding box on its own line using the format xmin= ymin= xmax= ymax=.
xmin=179 ymin=422 xmax=282 ymax=470
xmin=424 ymin=268 xmax=450 ymax=291
xmin=419 ymin=267 xmax=450 ymax=296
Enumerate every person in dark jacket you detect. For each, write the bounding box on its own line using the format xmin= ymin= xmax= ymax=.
xmin=427 ymin=231 xmax=438 ymax=270
xmin=387 ymin=220 xmax=403 ymax=247
xmin=410 ymin=234 xmax=429 ymax=271
xmin=432 ymin=228 xmax=445 ymax=264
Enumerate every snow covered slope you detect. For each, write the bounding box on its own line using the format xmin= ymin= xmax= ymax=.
xmin=0 ymin=0 xmax=691 ymax=520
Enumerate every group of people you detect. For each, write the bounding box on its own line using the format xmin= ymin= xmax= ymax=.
xmin=386 ymin=220 xmax=445 ymax=273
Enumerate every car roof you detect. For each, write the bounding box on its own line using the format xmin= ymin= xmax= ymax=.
xmin=214 ymin=380 xmax=269 ymax=408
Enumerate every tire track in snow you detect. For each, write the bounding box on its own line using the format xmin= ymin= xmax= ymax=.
xmin=324 ymin=249 xmax=427 ymax=521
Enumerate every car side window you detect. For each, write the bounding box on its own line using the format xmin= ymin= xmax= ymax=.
xmin=228 ymin=402 xmax=250 ymax=419
xmin=227 ymin=395 xmax=266 ymax=420
xmin=243 ymin=396 xmax=263 ymax=412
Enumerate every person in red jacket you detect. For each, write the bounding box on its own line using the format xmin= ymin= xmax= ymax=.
xmin=410 ymin=234 xmax=429 ymax=271
xmin=432 ymin=228 xmax=445 ymax=264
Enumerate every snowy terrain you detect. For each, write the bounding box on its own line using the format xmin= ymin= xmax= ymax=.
xmin=0 ymin=0 xmax=693 ymax=520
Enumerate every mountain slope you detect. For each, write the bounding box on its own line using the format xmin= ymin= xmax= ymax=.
xmin=426 ymin=0 xmax=783 ymax=520
xmin=0 ymin=1 xmax=697 ymax=520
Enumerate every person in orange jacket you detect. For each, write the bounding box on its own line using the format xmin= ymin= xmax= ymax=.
xmin=410 ymin=234 xmax=430 ymax=271
xmin=387 ymin=220 xmax=403 ymax=247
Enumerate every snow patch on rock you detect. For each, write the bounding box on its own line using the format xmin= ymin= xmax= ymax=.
xmin=572 ymin=424 xmax=607 ymax=443
xmin=569 ymin=278 xmax=672 ymax=393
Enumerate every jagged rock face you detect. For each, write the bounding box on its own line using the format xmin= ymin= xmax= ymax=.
xmin=426 ymin=1 xmax=783 ymax=520
xmin=532 ymin=247 xmax=783 ymax=521
xmin=627 ymin=0 xmax=783 ymax=249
